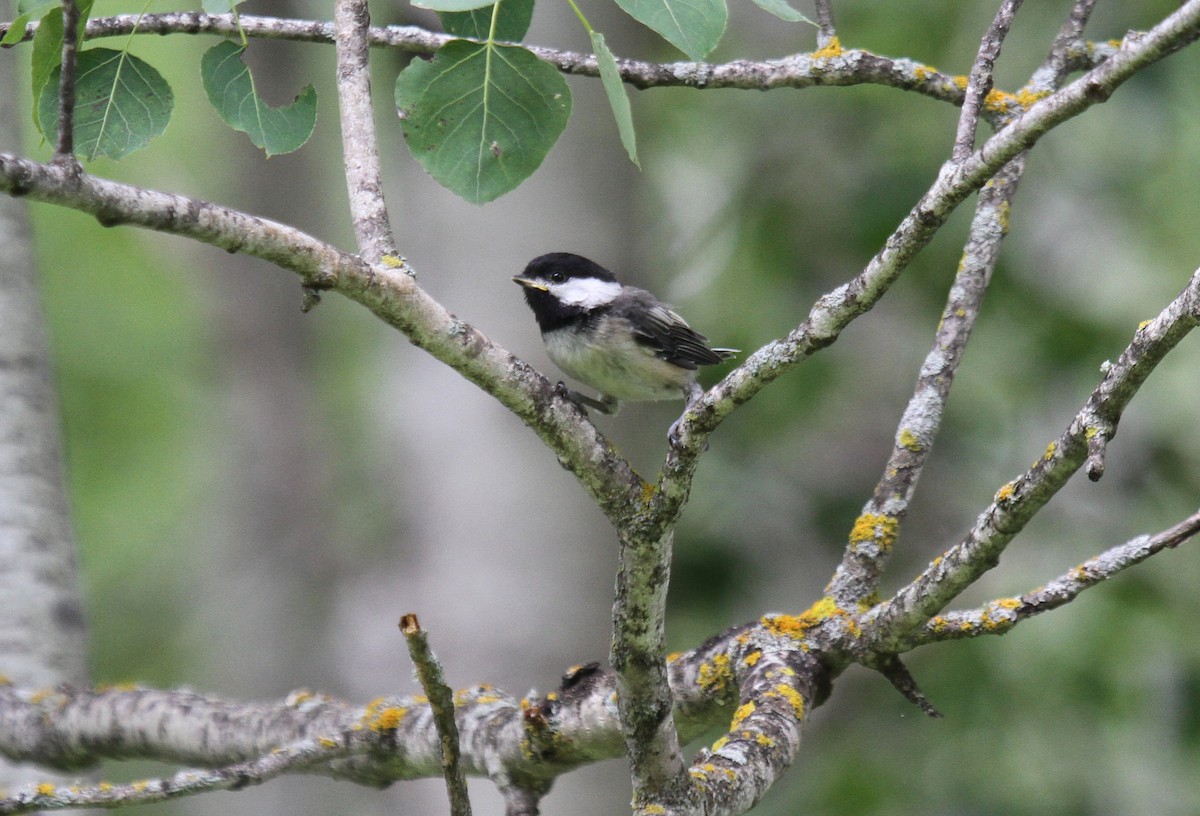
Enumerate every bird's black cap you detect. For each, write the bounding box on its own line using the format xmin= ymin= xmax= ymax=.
xmin=520 ymin=253 xmax=617 ymax=285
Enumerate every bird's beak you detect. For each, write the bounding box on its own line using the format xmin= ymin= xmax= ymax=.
xmin=512 ymin=276 xmax=548 ymax=291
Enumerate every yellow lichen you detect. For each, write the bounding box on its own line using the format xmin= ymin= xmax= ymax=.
xmin=953 ymin=75 xmax=969 ymax=90
xmin=812 ymin=36 xmax=843 ymax=59
xmin=698 ymin=654 xmax=732 ymax=693
xmin=771 ymin=683 xmax=806 ymax=719
xmin=995 ymin=481 xmax=1016 ymax=503
xmin=711 ymin=736 xmax=730 ymax=752
xmin=983 ymin=88 xmax=1015 ymax=111
xmin=362 ymin=697 xmax=407 ymax=732
xmin=1044 ymin=442 xmax=1057 ymax=460
xmin=1015 ymin=88 xmax=1050 ymax=108
xmin=132 ymin=781 xmax=150 ymax=793
xmin=731 ymin=701 xmax=756 ymax=728
xmin=666 ymin=651 xmax=682 ymax=663
xmin=849 ymin=513 xmax=899 ymax=552
xmin=318 ymin=737 xmax=339 ymax=748
xmin=755 ymin=733 xmax=776 ymax=748
xmin=642 ymin=806 xmax=667 ymax=815
xmin=996 ymin=597 xmax=1021 ymax=610
xmin=762 ymin=596 xmax=852 ymax=642
xmin=929 ymin=616 xmax=948 ymax=632
xmin=36 ymin=783 xmax=56 ymax=796
xmin=742 ymin=650 xmax=762 ymax=667
xmin=1137 ymin=319 xmax=1152 ymax=330
xmin=898 ymin=428 xmax=922 ymax=452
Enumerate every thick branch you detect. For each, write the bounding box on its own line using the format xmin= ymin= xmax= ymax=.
xmin=611 ymin=528 xmax=697 ymax=814
xmin=0 ymin=616 xmax=832 ymax=812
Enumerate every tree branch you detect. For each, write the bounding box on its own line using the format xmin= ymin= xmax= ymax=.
xmin=333 ymin=0 xmax=396 ymax=263
xmin=0 ymin=734 xmax=358 ymax=813
xmin=2 ymin=12 xmax=1027 ymax=106
xmin=53 ymin=0 xmax=80 ymax=160
xmin=952 ymin=0 xmax=1024 ymax=162
xmin=400 ymin=614 xmax=473 ymax=816
xmin=915 ymin=508 xmax=1200 ymax=644
xmin=826 ymin=155 xmax=1027 ymax=606
xmin=0 ymin=616 xmax=832 ymax=812
xmin=866 ymin=266 xmax=1200 ymax=652
xmin=0 ymin=154 xmax=645 ymax=525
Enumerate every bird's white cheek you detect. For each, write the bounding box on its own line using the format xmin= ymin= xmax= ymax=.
xmin=550 ymin=278 xmax=622 ymax=309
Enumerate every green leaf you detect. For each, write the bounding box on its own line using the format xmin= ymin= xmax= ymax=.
xmin=2 ymin=0 xmax=54 ymax=46
xmin=749 ymin=0 xmax=813 ymax=24
xmin=30 ymin=7 xmax=64 ymax=114
xmin=439 ymin=0 xmax=534 ymax=41
xmin=29 ymin=0 xmax=97 ymax=127
xmin=413 ymin=0 xmax=496 ymax=12
xmin=612 ymin=0 xmax=726 ymax=60
xmin=589 ymin=31 xmax=638 ymax=168
xmin=395 ymin=40 xmax=571 ymax=204
xmin=200 ymin=40 xmax=317 ymax=157
xmin=37 ymin=47 xmax=174 ymax=160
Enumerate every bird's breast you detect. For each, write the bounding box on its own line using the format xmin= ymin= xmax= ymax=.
xmin=542 ymin=324 xmax=693 ymax=402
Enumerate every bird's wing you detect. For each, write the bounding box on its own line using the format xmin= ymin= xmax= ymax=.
xmin=632 ymin=302 xmax=731 ymax=369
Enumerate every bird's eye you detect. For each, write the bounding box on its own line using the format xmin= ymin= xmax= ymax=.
xmin=549 ymin=271 xmax=565 ymax=283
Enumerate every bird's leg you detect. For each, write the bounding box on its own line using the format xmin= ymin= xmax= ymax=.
xmin=555 ymin=382 xmax=620 ymax=416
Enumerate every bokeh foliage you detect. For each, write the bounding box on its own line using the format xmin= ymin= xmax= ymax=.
xmin=16 ymin=0 xmax=1200 ymax=814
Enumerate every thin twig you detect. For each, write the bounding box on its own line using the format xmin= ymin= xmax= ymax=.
xmin=400 ymin=613 xmax=472 ymax=816
xmin=952 ymin=0 xmax=1024 ymax=162
xmin=333 ymin=0 xmax=396 ymax=262
xmin=813 ymin=0 xmax=836 ymax=49
xmin=0 ymin=735 xmax=356 ymax=813
xmin=1 ymin=13 xmax=995 ymax=103
xmin=54 ymin=0 xmax=80 ymax=160
xmin=826 ymin=155 xmax=1028 ymax=605
xmin=1033 ymin=0 xmax=1099 ymax=88
xmin=914 ymin=507 xmax=1200 ymax=644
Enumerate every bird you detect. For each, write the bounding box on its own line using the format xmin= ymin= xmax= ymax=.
xmin=513 ymin=252 xmax=737 ymax=441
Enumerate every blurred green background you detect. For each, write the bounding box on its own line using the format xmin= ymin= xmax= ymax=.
xmin=9 ymin=0 xmax=1200 ymax=813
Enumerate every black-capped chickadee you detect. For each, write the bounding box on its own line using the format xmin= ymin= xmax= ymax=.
xmin=513 ymin=253 xmax=737 ymax=438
